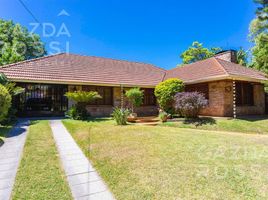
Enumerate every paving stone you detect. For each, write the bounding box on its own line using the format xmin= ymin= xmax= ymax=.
xmin=64 ymin=159 xmax=91 ymax=168
xmin=62 ymin=153 xmax=86 ymax=161
xmin=0 ymin=163 xmax=17 ymax=172
xmin=0 ymin=120 xmax=29 ymax=200
xmin=50 ymin=120 xmax=115 ymax=200
xmin=0 ymin=187 xmax=12 ymax=200
xmin=65 ymin=164 xmax=95 ymax=176
xmin=0 ymin=169 xmax=16 ymax=180
xmin=72 ymin=180 xmax=107 ymax=198
xmin=88 ymin=191 xmax=115 ymax=200
xmin=0 ymin=158 xmax=18 ymax=165
xmin=0 ymin=178 xmax=13 ymax=189
xmin=68 ymin=172 xmax=101 ymax=186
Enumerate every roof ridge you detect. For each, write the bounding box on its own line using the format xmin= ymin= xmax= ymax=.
xmin=168 ymin=57 xmax=216 ymax=72
xmin=1 ymin=53 xmax=65 ymax=69
xmin=65 ymin=52 xmax=167 ymax=72
xmin=213 ymin=57 xmax=229 ymax=76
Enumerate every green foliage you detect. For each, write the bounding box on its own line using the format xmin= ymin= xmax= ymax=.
xmin=0 ymin=84 xmax=12 ymax=122
xmin=0 ymin=73 xmax=8 ymax=85
xmin=0 ymin=73 xmax=24 ymax=124
xmin=125 ymin=88 xmax=144 ymax=112
xmin=159 ymin=111 xmax=168 ymax=123
xmin=111 ymin=107 xmax=130 ymax=125
xmin=180 ymin=41 xmax=222 ymax=64
xmin=249 ymin=1 xmax=268 ymax=73
xmin=65 ymin=91 xmax=101 ymax=120
xmin=251 ymin=33 xmax=268 ymax=73
xmin=65 ymin=91 xmax=101 ymax=103
xmin=154 ymin=78 xmax=184 ymax=113
xmin=254 ymin=0 xmax=268 ymax=22
xmin=0 ymin=73 xmax=24 ymax=96
xmin=237 ymin=48 xmax=248 ymax=66
xmin=65 ymin=106 xmax=87 ymax=120
xmin=0 ymin=19 xmax=46 ymax=66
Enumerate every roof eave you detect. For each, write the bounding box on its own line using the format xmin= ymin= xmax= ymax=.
xmin=184 ymin=75 xmax=268 ymax=85
xmin=9 ymin=78 xmax=157 ymax=88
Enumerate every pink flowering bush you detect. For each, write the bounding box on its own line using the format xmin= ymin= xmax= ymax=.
xmin=174 ymin=92 xmax=208 ymax=118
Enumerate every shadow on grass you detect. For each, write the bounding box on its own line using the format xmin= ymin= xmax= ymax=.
xmin=0 ymin=122 xmax=27 ymax=147
xmin=183 ymin=117 xmax=216 ymax=127
xmin=237 ymin=115 xmax=268 ymax=122
xmin=0 ymin=126 xmax=11 ymax=138
xmin=85 ymin=117 xmax=112 ymax=123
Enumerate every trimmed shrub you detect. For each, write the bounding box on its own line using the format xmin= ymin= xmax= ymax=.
xmin=174 ymin=92 xmax=208 ymax=118
xmin=65 ymin=91 xmax=101 ymax=120
xmin=111 ymin=107 xmax=130 ymax=125
xmin=0 ymin=84 xmax=12 ymax=122
xmin=154 ymin=78 xmax=184 ymax=113
xmin=125 ymin=88 xmax=144 ymax=113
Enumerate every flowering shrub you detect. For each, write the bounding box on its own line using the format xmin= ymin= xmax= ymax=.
xmin=174 ymin=92 xmax=208 ymax=118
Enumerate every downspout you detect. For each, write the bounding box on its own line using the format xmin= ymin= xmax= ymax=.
xmin=233 ymin=80 xmax=236 ymax=118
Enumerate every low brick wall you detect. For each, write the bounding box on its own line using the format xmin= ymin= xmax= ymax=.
xmin=86 ymin=105 xmax=113 ymax=117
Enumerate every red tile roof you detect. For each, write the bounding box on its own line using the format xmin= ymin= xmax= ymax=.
xmin=165 ymin=57 xmax=268 ymax=83
xmin=0 ymin=53 xmax=166 ymax=87
xmin=0 ymin=53 xmax=267 ymax=86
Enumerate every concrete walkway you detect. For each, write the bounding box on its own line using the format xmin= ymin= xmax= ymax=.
xmin=0 ymin=120 xmax=29 ymax=200
xmin=50 ymin=120 xmax=115 ymax=200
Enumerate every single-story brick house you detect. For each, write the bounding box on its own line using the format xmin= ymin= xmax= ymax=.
xmin=0 ymin=50 xmax=267 ymax=117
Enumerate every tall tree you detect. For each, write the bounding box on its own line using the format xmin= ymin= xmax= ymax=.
xmin=249 ymin=0 xmax=268 ymax=73
xmin=180 ymin=41 xmax=222 ymax=64
xmin=0 ymin=19 xmax=46 ymax=66
xmin=237 ymin=47 xmax=248 ymax=66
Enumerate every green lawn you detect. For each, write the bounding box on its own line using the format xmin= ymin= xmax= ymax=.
xmin=12 ymin=120 xmax=72 ymax=200
xmin=63 ymin=118 xmax=268 ymax=200
xmin=161 ymin=116 xmax=268 ymax=134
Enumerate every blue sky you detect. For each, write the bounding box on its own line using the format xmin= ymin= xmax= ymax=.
xmin=1 ymin=0 xmax=257 ymax=69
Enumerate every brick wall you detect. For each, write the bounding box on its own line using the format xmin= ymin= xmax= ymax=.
xmin=68 ymin=82 xmax=265 ymax=117
xmin=197 ymin=80 xmax=265 ymax=117
xmin=236 ymin=84 xmax=265 ymax=116
xmin=199 ymin=80 xmax=233 ymax=117
xmin=68 ymin=86 xmax=158 ymax=117
xmin=214 ymin=50 xmax=237 ymax=63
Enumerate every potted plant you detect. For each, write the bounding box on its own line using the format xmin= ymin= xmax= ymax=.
xmin=125 ymin=88 xmax=144 ymax=122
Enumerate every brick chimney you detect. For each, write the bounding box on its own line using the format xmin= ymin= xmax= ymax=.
xmin=214 ymin=50 xmax=237 ymax=63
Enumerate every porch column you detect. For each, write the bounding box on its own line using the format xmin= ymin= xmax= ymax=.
xmin=233 ymin=80 xmax=236 ymax=118
xmin=120 ymin=84 xmax=124 ymax=109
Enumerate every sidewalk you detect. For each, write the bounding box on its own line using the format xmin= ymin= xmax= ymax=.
xmin=50 ymin=120 xmax=115 ymax=200
xmin=0 ymin=120 xmax=29 ymax=200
